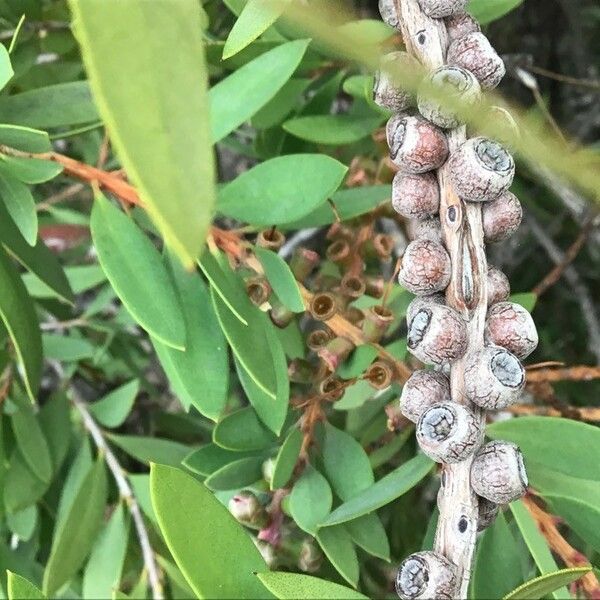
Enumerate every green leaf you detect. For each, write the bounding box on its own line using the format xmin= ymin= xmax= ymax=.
xmin=91 ymin=195 xmax=185 ymax=350
xmin=255 ymin=247 xmax=304 ymax=312
xmin=317 ymin=525 xmax=359 ymax=588
xmin=0 ymin=125 xmax=51 ymax=153
xmin=0 ymin=156 xmax=62 ymax=184
xmin=218 ymin=154 xmax=347 ymax=225
xmin=183 ymin=444 xmax=258 ymax=477
xmin=83 ymin=503 xmax=130 ymax=600
xmin=204 ymin=456 xmax=265 ymax=491
xmin=69 ymin=0 xmax=215 ymax=266
xmin=24 ymin=264 xmax=106 ymax=299
xmin=223 ymin=0 xmax=289 ymax=59
xmin=257 ymin=572 xmax=368 ymax=599
xmin=504 ymin=568 xmax=591 ymax=600
xmin=210 ymin=39 xmax=309 ymax=142
xmin=108 ymin=434 xmax=190 ymax=467
xmin=43 ymin=457 xmax=108 ymax=596
xmin=271 ymin=427 xmax=302 ymax=489
xmin=0 ymin=81 xmax=99 ymax=128
xmin=251 ymin=78 xmax=310 ymax=129
xmin=213 ymin=407 xmax=277 ymax=451
xmin=3 ymin=449 xmax=48 ymax=513
xmin=323 ymin=454 xmax=434 ymax=526
xmin=0 ymin=169 xmax=37 ymax=246
xmin=150 ymin=464 xmax=271 ymax=599
xmin=290 ymin=464 xmax=332 ymax=535
xmin=6 ymin=505 xmax=38 ymax=541
xmin=467 ymin=0 xmax=524 ymax=24
xmin=39 ymin=393 xmax=71 ymax=473
xmin=283 ymin=115 xmax=383 ymax=145
xmin=0 ymin=43 xmax=14 ymax=90
xmin=89 ymin=379 xmax=139 ymax=428
xmin=510 ymin=292 xmax=537 ymax=312
xmin=7 ymin=572 xmax=45 ymax=600
xmin=0 ymin=244 xmax=41 ymax=401
xmin=345 ymin=513 xmax=390 ymax=561
xmin=42 ymin=334 xmax=95 ymax=361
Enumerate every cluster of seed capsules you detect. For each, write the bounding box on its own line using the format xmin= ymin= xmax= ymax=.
xmin=374 ymin=0 xmax=538 ymax=598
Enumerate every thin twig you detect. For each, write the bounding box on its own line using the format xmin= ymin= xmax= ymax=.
xmin=36 ymin=183 xmax=86 ymax=212
xmin=505 ymin=404 xmax=600 ymax=422
xmin=526 ymin=364 xmax=600 ymax=383
xmin=527 ymin=65 xmax=600 ymax=91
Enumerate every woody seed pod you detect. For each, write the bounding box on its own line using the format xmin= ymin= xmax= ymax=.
xmin=387 ymin=115 xmax=449 ymax=173
xmin=407 ymin=300 xmax=468 ymax=365
xmin=379 ymin=0 xmax=400 ymax=29
xmin=471 ymin=440 xmax=528 ymax=504
xmin=464 ymin=346 xmax=525 ymax=410
xmin=417 ymin=0 xmax=468 ymax=18
xmin=487 ymin=265 xmax=510 ymax=305
xmin=448 ymin=137 xmax=515 ymax=202
xmin=417 ymin=66 xmax=481 ymax=129
xmin=399 ymin=239 xmax=451 ymax=295
xmin=447 ymin=32 xmax=506 ymax=90
xmin=417 ymin=401 xmax=483 ymax=463
xmin=374 ymin=52 xmax=415 ymax=112
xmin=482 ymin=191 xmax=523 ymax=243
xmin=445 ymin=12 xmax=481 ymax=43
xmin=406 ymin=294 xmax=445 ymax=324
xmin=400 ymin=369 xmax=451 ymax=423
xmin=392 ymin=171 xmax=440 ymax=220
xmin=477 ymin=497 xmax=500 ymax=531
xmin=396 ymin=551 xmax=457 ymax=600
xmin=485 ymin=302 xmax=538 ymax=359
xmin=407 ymin=216 xmax=443 ymax=243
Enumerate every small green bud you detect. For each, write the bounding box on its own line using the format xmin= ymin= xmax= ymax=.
xmin=298 ymin=537 xmax=323 ymax=573
xmin=228 ymin=492 xmax=268 ymax=529
xmin=262 ymin=458 xmax=276 ymax=486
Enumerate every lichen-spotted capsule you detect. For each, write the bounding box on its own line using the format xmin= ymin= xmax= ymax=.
xmin=447 ymin=32 xmax=506 ymax=90
xmin=392 ymin=171 xmax=440 ymax=220
xmin=379 ymin=0 xmax=400 ymax=29
xmin=471 ymin=440 xmax=528 ymax=504
xmin=407 ymin=216 xmax=443 ymax=243
xmin=386 ymin=114 xmax=449 ymax=173
xmin=417 ymin=401 xmax=483 ymax=463
xmin=400 ymin=369 xmax=451 ymax=423
xmin=374 ymin=51 xmax=415 ymax=112
xmin=448 ymin=137 xmax=515 ymax=202
xmin=483 ymin=190 xmax=523 ymax=243
xmin=445 ymin=12 xmax=481 ymax=42
xmin=396 ymin=551 xmax=457 ymax=600
xmin=418 ymin=66 xmax=481 ymax=129
xmin=464 ymin=346 xmax=525 ymax=410
xmin=487 ymin=265 xmax=511 ymax=305
xmin=399 ymin=239 xmax=451 ymax=295
xmin=417 ymin=0 xmax=468 ymax=18
xmin=477 ymin=497 xmax=499 ymax=531
xmin=485 ymin=301 xmax=539 ymax=359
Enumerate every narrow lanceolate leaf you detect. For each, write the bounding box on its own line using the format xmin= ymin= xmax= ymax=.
xmin=255 ymin=247 xmax=304 ymax=312
xmin=150 ymin=464 xmax=272 ymax=599
xmin=0 ymin=124 xmax=52 ymax=153
xmin=183 ymin=444 xmax=258 ymax=477
xmin=204 ymin=456 xmax=265 ymax=491
xmin=43 ymin=458 xmax=108 ymax=596
xmin=0 ymin=43 xmax=14 ymax=90
xmin=91 ymin=195 xmax=185 ymax=350
xmin=345 ymin=513 xmax=390 ymax=561
xmin=0 ymin=156 xmax=63 ymax=184
xmin=0 ymin=244 xmax=42 ymax=401
xmin=0 ymin=169 xmax=37 ymax=246
xmin=210 ymin=39 xmax=310 ymax=142
xmin=271 ymin=427 xmax=302 ymax=489
xmin=89 ymin=379 xmax=139 ymax=428
xmin=213 ymin=407 xmax=277 ymax=451
xmin=69 ymin=0 xmax=215 ymax=266
xmin=283 ymin=115 xmax=384 ymax=145
xmin=107 ymin=434 xmax=189 ymax=467
xmin=316 ymin=525 xmax=359 ymax=588
xmin=7 ymin=572 xmax=45 ymax=600
xmin=467 ymin=0 xmax=524 ymax=25
xmin=290 ymin=464 xmax=332 ymax=535
xmin=257 ymin=572 xmax=368 ymax=600
xmin=504 ymin=568 xmax=591 ymax=600
xmin=218 ymin=154 xmax=347 ymax=225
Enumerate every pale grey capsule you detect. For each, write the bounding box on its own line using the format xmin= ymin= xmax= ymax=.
xmin=407 ymin=216 xmax=443 ymax=243
xmin=399 ymin=239 xmax=451 ymax=295
xmin=445 ymin=12 xmax=481 ymax=43
xmin=477 ymin=497 xmax=500 ymax=531
xmin=379 ymin=0 xmax=400 ymax=28
xmin=485 ymin=302 xmax=538 ymax=359
xmin=471 ymin=440 xmax=528 ymax=504
xmin=396 ymin=551 xmax=457 ymax=600
xmin=487 ymin=265 xmax=510 ymax=305
xmin=392 ymin=171 xmax=440 ymax=220
xmin=483 ymin=191 xmax=523 ymax=243
xmin=374 ymin=52 xmax=415 ymax=112
xmin=406 ymin=294 xmax=446 ymax=324
xmin=417 ymin=401 xmax=483 ymax=463
xmin=400 ymin=369 xmax=451 ymax=423
xmin=417 ymin=0 xmax=468 ymax=18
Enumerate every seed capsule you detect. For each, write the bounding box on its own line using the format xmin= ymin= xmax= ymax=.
xmin=399 ymin=239 xmax=451 ymax=295
xmin=477 ymin=497 xmax=499 ymax=531
xmin=387 ymin=115 xmax=449 ymax=174
xmin=408 ymin=216 xmax=443 ymax=243
xmin=374 ymin=51 xmax=415 ymax=112
xmin=407 ymin=300 xmax=468 ymax=365
xmin=485 ymin=302 xmax=538 ymax=359
xmin=417 ymin=401 xmax=483 ymax=463
xmin=447 ymin=32 xmax=506 ymax=90
xmin=448 ymin=137 xmax=515 ymax=202
xmin=396 ymin=551 xmax=457 ymax=600
xmin=465 ymin=346 xmax=525 ymax=410
xmin=483 ymin=191 xmax=523 ymax=243
xmin=379 ymin=0 xmax=400 ymax=28
xmin=392 ymin=172 xmax=440 ymax=220
xmin=487 ymin=265 xmax=510 ymax=305
xmin=418 ymin=66 xmax=481 ymax=129
xmin=445 ymin=12 xmax=481 ymax=42
xmin=417 ymin=0 xmax=468 ymax=18
xmin=471 ymin=440 xmax=528 ymax=504
xmin=400 ymin=369 xmax=451 ymax=423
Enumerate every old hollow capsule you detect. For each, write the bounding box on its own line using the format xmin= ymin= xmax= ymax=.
xmin=387 ymin=114 xmax=449 ymax=173
xmin=471 ymin=440 xmax=528 ymax=504
xmin=417 ymin=0 xmax=468 ymax=18
xmin=417 ymin=401 xmax=483 ymax=463
xmin=477 ymin=497 xmax=500 ymax=531
xmin=445 ymin=12 xmax=481 ymax=42
xmin=392 ymin=172 xmax=440 ymax=220
xmin=464 ymin=346 xmax=525 ymax=410
xmin=396 ymin=551 xmax=457 ymax=600
xmin=487 ymin=265 xmax=511 ymax=305
xmin=485 ymin=302 xmax=539 ymax=359
xmin=482 ymin=190 xmax=523 ymax=243
xmin=407 ymin=299 xmax=468 ymax=365
xmin=399 ymin=239 xmax=451 ymax=295
xmin=448 ymin=137 xmax=515 ymax=202
xmin=407 ymin=216 xmax=443 ymax=243
xmin=418 ymin=66 xmax=481 ymax=129
xmin=400 ymin=369 xmax=451 ymax=423
xmin=447 ymin=32 xmax=506 ymax=90
xmin=379 ymin=0 xmax=400 ymax=29
xmin=374 ymin=51 xmax=415 ymax=112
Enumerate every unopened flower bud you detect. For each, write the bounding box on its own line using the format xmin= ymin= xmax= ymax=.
xmin=254 ymin=539 xmax=278 ymax=569
xmin=485 ymin=302 xmax=538 ymax=359
xmin=396 ymin=551 xmax=457 ymax=600
xmin=482 ymin=191 xmax=522 ymax=243
xmin=229 ymin=492 xmax=268 ymax=528
xmin=392 ymin=171 xmax=440 ymax=220
xmin=399 ymin=239 xmax=451 ymax=295
xmin=262 ymin=458 xmax=276 ymax=486
xmin=400 ymin=369 xmax=451 ymax=423
xmin=298 ymin=537 xmax=323 ymax=573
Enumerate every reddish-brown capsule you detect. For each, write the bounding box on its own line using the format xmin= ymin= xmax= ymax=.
xmin=464 ymin=346 xmax=525 ymax=410
xmin=445 ymin=12 xmax=481 ymax=42
xmin=408 ymin=216 xmax=443 ymax=243
xmin=400 ymin=369 xmax=451 ymax=423
xmin=417 ymin=401 xmax=483 ymax=463
xmin=407 ymin=299 xmax=468 ymax=365
xmin=448 ymin=137 xmax=515 ymax=202
xmin=386 ymin=115 xmax=449 ymax=174
xmin=485 ymin=302 xmax=538 ymax=359
xmin=399 ymin=239 xmax=451 ymax=295
xmin=392 ymin=172 xmax=440 ymax=220
xmin=447 ymin=32 xmax=506 ymax=90
xmin=418 ymin=66 xmax=481 ymax=129
xmin=396 ymin=552 xmax=457 ymax=600
xmin=417 ymin=0 xmax=468 ymax=18
xmin=471 ymin=441 xmax=528 ymax=505
xmin=487 ymin=265 xmax=510 ymax=305
xmin=374 ymin=52 xmax=415 ymax=112
xmin=483 ymin=191 xmax=523 ymax=243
